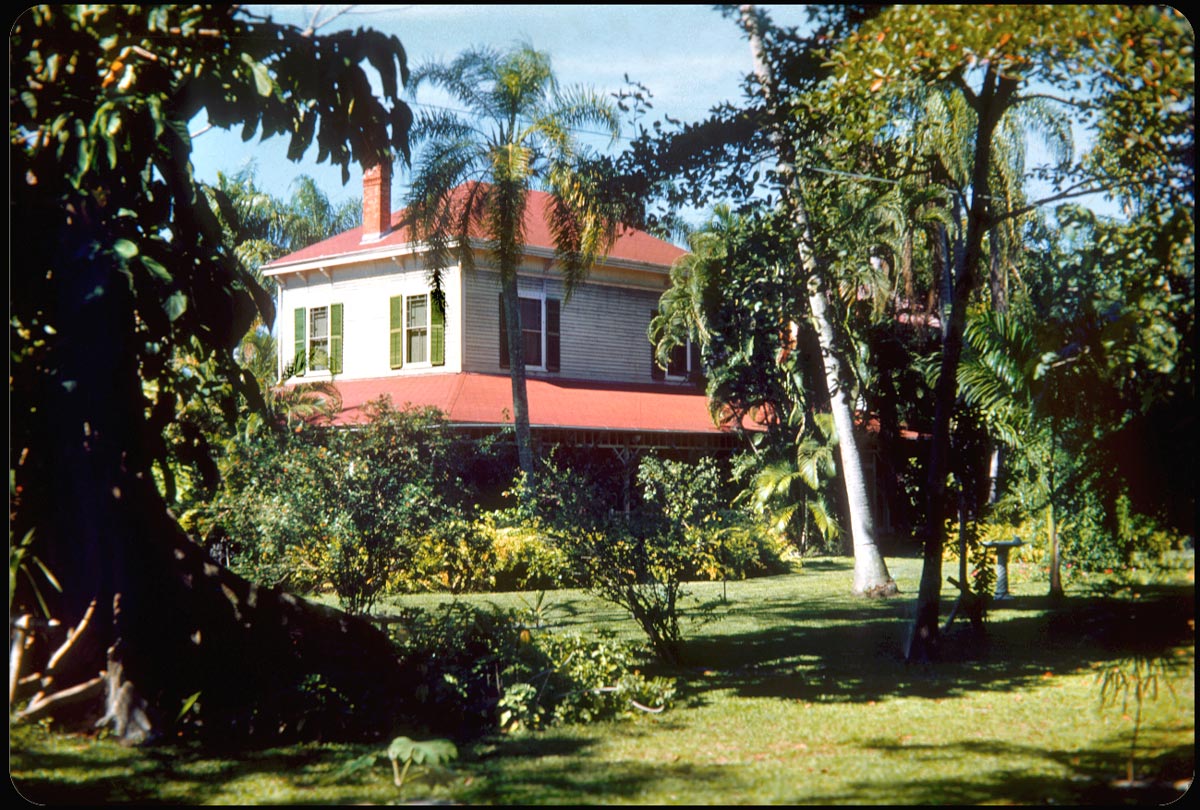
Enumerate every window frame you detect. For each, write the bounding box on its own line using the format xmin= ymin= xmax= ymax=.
xmin=308 ymin=305 xmax=331 ymax=372
xmin=406 ymin=293 xmax=430 ymax=366
xmin=501 ymin=288 xmax=554 ymax=372
xmin=664 ymin=336 xmax=694 ymax=381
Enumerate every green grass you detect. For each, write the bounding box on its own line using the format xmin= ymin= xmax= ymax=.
xmin=10 ymin=554 xmax=1194 ymax=805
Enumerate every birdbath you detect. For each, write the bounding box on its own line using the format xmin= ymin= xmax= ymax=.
xmin=981 ymin=538 xmax=1024 ymax=600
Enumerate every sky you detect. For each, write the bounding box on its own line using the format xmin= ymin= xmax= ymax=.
xmin=189 ymin=4 xmax=815 ymax=229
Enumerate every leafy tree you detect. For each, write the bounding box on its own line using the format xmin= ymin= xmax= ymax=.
xmin=648 ymin=207 xmax=841 ymax=553
xmin=818 ymin=4 xmax=1193 ymax=659
xmin=10 ymin=5 xmax=414 ymax=743
xmin=166 ymin=168 xmax=356 ymax=513
xmin=402 ymin=44 xmax=623 ymax=481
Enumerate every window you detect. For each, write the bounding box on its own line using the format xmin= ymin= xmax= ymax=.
xmin=407 ymin=295 xmax=428 ymax=364
xmin=389 ymin=293 xmax=445 ymax=369
xmin=309 ymin=306 xmax=330 ymax=370
xmin=292 ymin=303 xmax=342 ymax=376
xmin=500 ymin=294 xmax=560 ymax=372
xmin=520 ymin=297 xmax=542 ymax=367
xmin=650 ymin=309 xmax=698 ymax=383
xmin=666 ymin=339 xmax=693 ymax=380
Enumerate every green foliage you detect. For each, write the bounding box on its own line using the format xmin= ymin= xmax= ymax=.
xmin=499 ymin=452 xmax=618 ymax=535
xmin=8 ymin=4 xmax=414 ymax=663
xmin=386 ymin=737 xmax=459 ymax=789
xmin=198 ymin=399 xmax=484 ymax=613
xmin=410 ymin=518 xmax=498 ymax=595
xmin=490 ymin=524 xmax=570 ymax=592
xmin=736 ymin=413 xmax=842 ymax=554
xmin=556 ymin=456 xmax=736 ymax=664
xmin=387 ymin=602 xmax=674 ymax=738
xmin=537 ymin=631 xmax=677 ymax=726
xmin=9 ymin=530 xmax=62 ymax=619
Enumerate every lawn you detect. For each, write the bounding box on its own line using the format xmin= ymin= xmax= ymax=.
xmin=10 ymin=553 xmax=1194 ymax=805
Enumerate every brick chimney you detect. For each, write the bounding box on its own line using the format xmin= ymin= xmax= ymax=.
xmin=361 ymin=161 xmax=392 ymax=242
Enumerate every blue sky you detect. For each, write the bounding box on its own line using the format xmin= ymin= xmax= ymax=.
xmin=189 ymin=4 xmax=814 ymax=227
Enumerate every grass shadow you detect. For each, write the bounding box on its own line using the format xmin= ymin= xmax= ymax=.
xmin=665 ymin=583 xmax=1194 ymax=707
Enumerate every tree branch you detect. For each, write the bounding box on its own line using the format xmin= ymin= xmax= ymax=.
xmin=18 ymin=676 xmax=105 ymax=722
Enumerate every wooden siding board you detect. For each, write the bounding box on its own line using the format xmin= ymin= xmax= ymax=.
xmin=461 ymin=268 xmax=662 ymax=383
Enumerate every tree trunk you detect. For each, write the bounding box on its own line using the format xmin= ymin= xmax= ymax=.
xmin=1047 ymin=501 xmax=1064 ymax=600
xmin=907 ymin=66 xmax=1019 ymax=662
xmin=808 ymin=277 xmax=898 ymax=595
xmin=12 ymin=474 xmax=408 ymax=745
xmin=739 ymin=4 xmax=896 ymax=596
xmin=10 ymin=236 xmax=407 ymax=745
xmin=500 ymin=271 xmax=536 ymax=481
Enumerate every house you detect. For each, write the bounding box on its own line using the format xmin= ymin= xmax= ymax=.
xmin=262 ymin=163 xmax=751 ymax=467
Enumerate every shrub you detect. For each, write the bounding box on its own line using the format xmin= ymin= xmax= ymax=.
xmin=387 ymin=603 xmax=675 ymax=739
xmin=490 ymin=522 xmax=569 ymax=592
xmin=557 ymin=456 xmax=734 ymax=664
xmin=536 ymin=630 xmax=677 ymax=726
xmin=410 ymin=518 xmax=498 ymax=594
xmin=199 ymin=398 xmax=497 ymax=611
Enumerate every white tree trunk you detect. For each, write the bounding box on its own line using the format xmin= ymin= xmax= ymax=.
xmin=808 ymin=276 xmax=896 ymax=594
xmin=740 ymin=4 xmax=895 ymax=595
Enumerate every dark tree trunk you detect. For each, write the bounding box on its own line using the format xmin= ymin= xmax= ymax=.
xmin=907 ymin=67 xmax=1019 ymax=662
xmin=10 ymin=221 xmax=406 ymax=745
xmin=500 ymin=271 xmax=536 ymax=481
xmin=12 ymin=471 xmax=408 ymax=745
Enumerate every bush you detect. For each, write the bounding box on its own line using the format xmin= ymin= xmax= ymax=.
xmin=490 ymin=522 xmax=569 ymax=592
xmin=556 ymin=456 xmax=735 ymax=664
xmin=409 ymin=518 xmax=498 ymax=594
xmin=199 ymin=398 xmax=495 ymax=612
xmin=387 ymin=603 xmax=675 ymax=738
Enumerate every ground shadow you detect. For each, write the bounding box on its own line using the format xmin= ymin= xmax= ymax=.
xmin=663 ymin=583 xmax=1194 ymax=706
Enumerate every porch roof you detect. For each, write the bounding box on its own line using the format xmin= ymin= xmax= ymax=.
xmin=319 ymin=372 xmax=759 ymax=436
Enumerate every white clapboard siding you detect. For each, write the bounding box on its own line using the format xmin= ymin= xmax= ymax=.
xmin=278 ymin=257 xmax=462 ymax=381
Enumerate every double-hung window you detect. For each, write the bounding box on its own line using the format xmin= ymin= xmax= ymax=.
xmin=407 ymin=295 xmax=429 ymax=364
xmin=292 ymin=303 xmax=343 ymax=376
xmin=389 ymin=293 xmax=444 ymax=369
xmin=500 ymin=294 xmax=560 ymax=372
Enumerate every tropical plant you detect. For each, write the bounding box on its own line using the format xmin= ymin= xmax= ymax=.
xmin=738 ymin=413 xmax=842 ymax=554
xmin=403 ymin=44 xmax=623 ymax=482
xmin=814 ymin=4 xmax=1194 ymax=659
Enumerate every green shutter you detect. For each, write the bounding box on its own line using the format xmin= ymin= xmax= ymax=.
xmin=546 ymin=298 xmax=560 ymax=373
xmin=293 ymin=307 xmax=306 ymax=377
xmin=329 ymin=303 xmax=343 ymax=374
xmin=431 ymin=295 xmax=445 ymax=367
xmin=390 ymin=295 xmax=404 ymax=368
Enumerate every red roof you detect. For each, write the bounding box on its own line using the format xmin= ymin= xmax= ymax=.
xmin=264 ymin=187 xmax=686 ymax=270
xmin=317 ymin=372 xmax=754 ymax=434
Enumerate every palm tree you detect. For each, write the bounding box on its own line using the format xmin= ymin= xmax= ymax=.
xmin=956 ymin=308 xmax=1085 ymax=601
xmin=403 ymin=45 xmax=622 ymax=480
xmin=192 ymin=167 xmax=351 ymax=443
xmin=740 ymin=413 xmax=843 ymax=554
